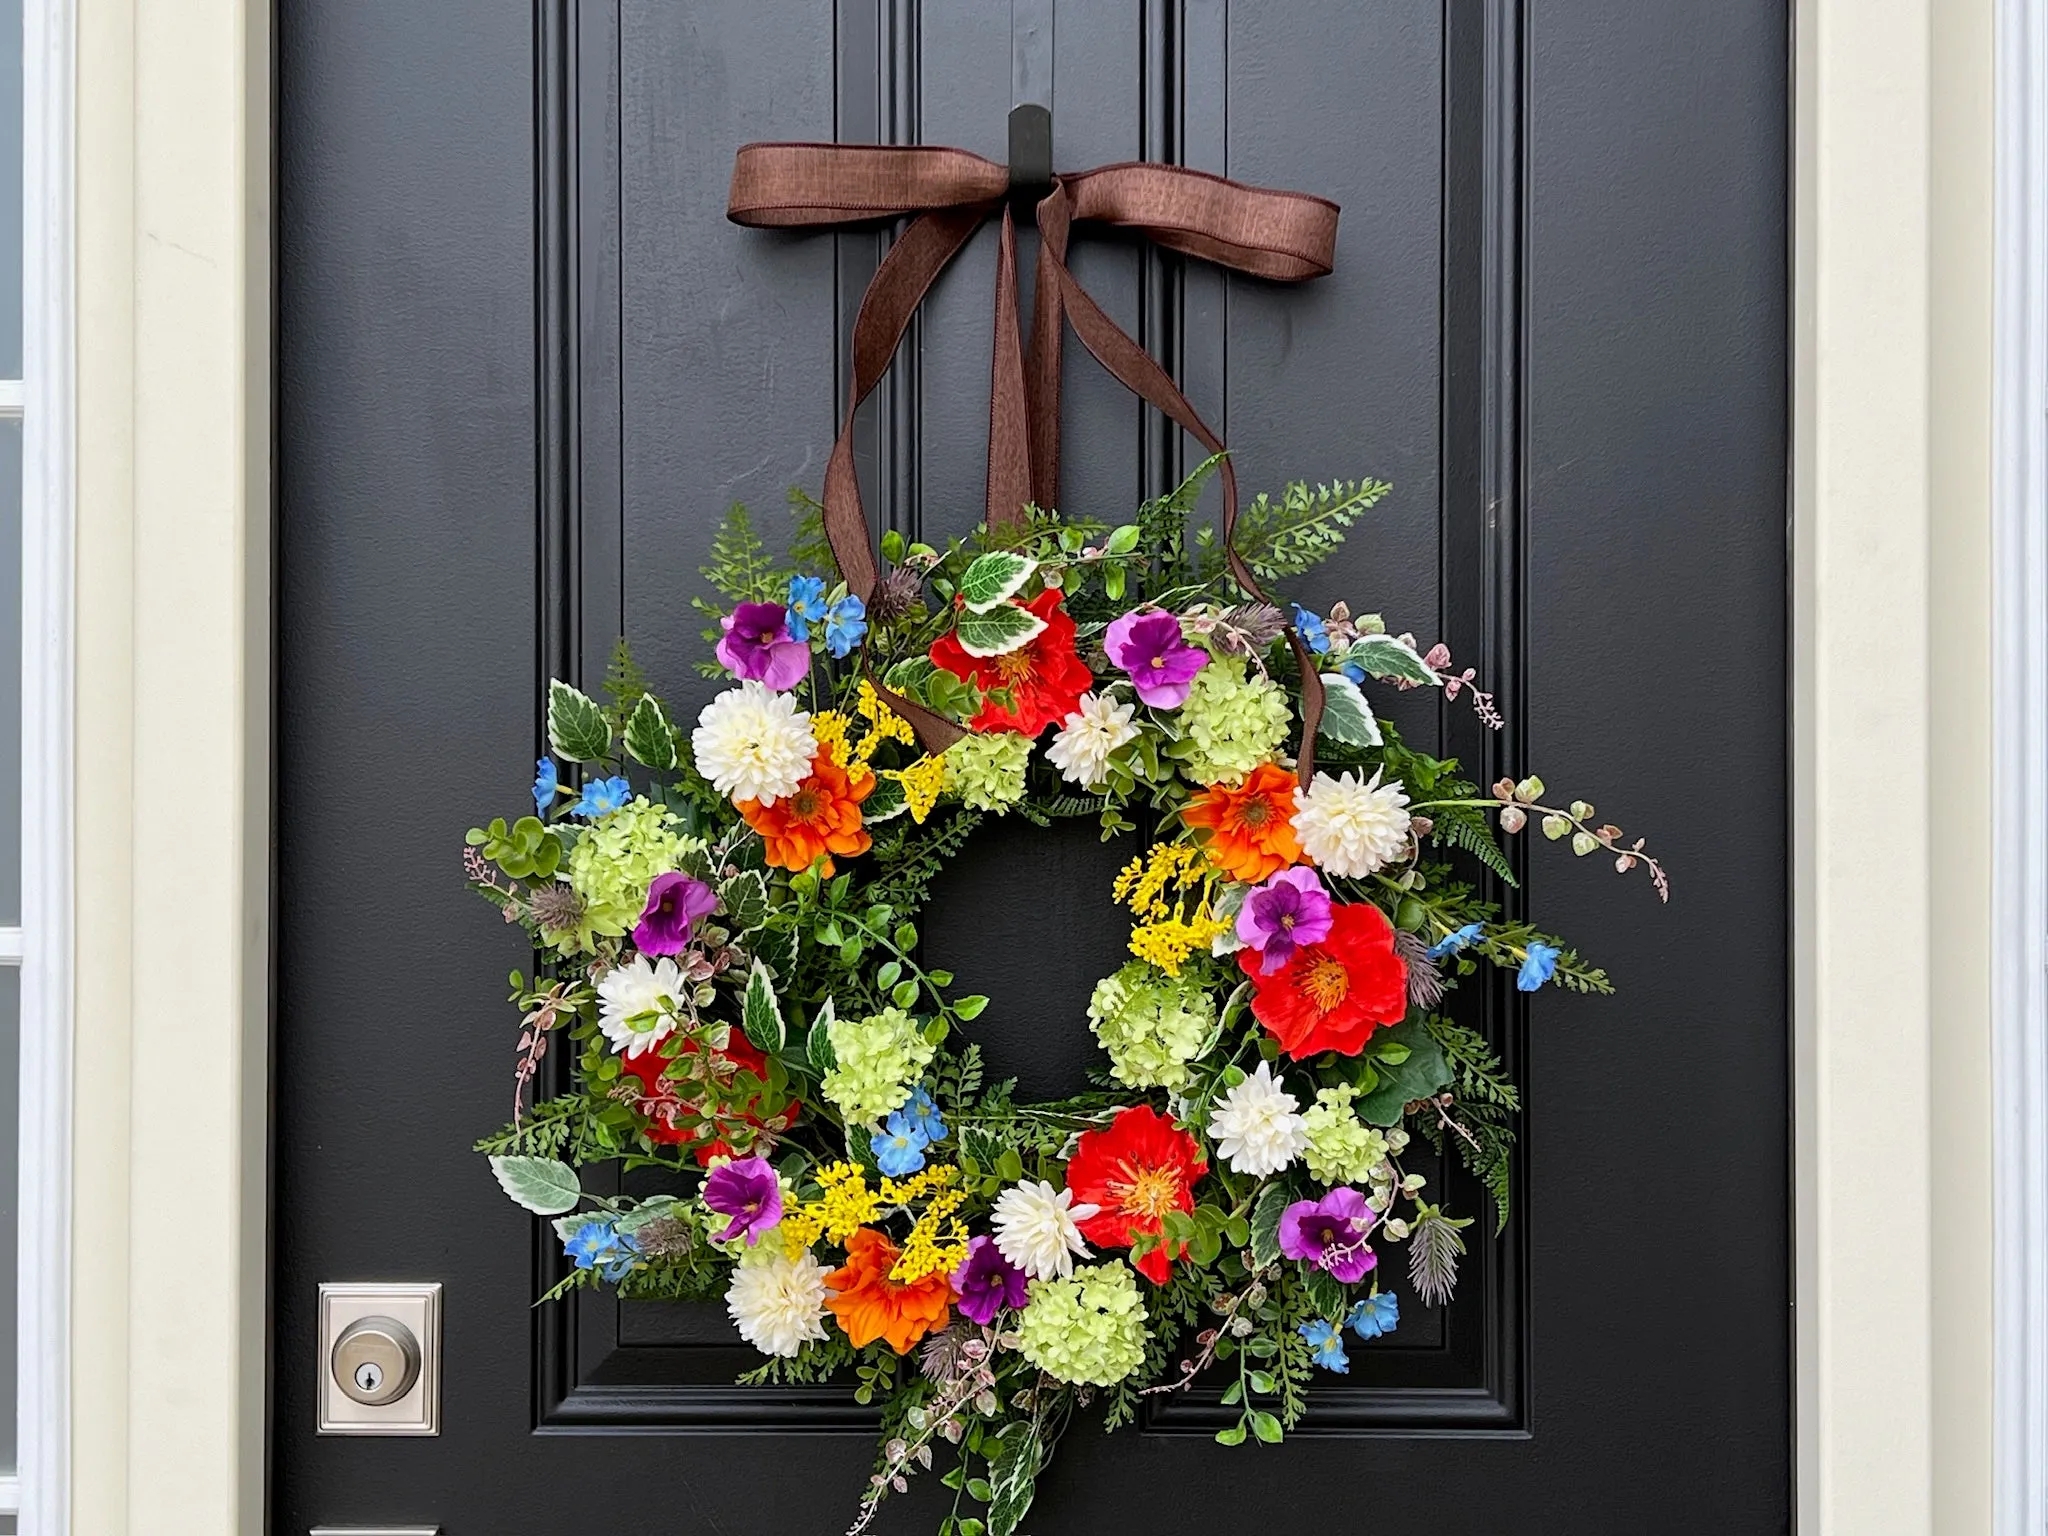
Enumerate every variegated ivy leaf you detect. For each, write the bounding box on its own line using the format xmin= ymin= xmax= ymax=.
xmin=1248 ymin=1182 xmax=1289 ymax=1269
xmin=957 ymin=550 xmax=1036 ymax=613
xmin=987 ymin=1423 xmax=1043 ymax=1536
xmin=954 ymin=601 xmax=1047 ymax=658
xmin=622 ymin=693 xmax=676 ymax=771
xmin=552 ymin=1213 xmax=593 ymax=1244
xmin=1343 ymin=633 xmax=1442 ymax=687
xmin=1315 ymin=672 xmax=1383 ymax=747
xmin=884 ymin=654 xmax=938 ymax=692
xmin=805 ymin=995 xmax=838 ymax=1075
xmin=490 ymin=1154 xmax=582 ymax=1216
xmin=741 ymin=957 xmax=786 ymax=1053
xmin=720 ymin=869 xmax=771 ymax=934
xmin=862 ymin=774 xmax=910 ymax=824
xmin=547 ymin=679 xmax=611 ymax=762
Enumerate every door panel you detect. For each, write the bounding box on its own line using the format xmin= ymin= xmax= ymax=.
xmin=275 ymin=1 xmax=1788 ymax=1530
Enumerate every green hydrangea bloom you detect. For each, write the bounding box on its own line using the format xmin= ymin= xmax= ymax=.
xmin=821 ymin=1006 xmax=935 ymax=1125
xmin=1167 ymin=653 xmax=1292 ymax=786
xmin=561 ymin=797 xmax=698 ymax=954
xmin=1086 ymin=961 xmax=1217 ymax=1091
xmin=1300 ymin=1083 xmax=1389 ymax=1185
xmin=1016 ymin=1261 xmax=1148 ymax=1386
xmin=942 ymin=731 xmax=1032 ymax=811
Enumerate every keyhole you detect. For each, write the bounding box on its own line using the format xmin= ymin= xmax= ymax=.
xmin=355 ymin=1361 xmax=382 ymax=1393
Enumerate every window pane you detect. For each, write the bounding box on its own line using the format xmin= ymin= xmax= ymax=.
xmin=0 ymin=420 xmax=17 ymax=925
xmin=0 ymin=0 xmax=20 ymax=377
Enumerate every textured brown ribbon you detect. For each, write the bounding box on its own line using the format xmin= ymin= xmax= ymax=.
xmin=728 ymin=141 xmax=1340 ymax=780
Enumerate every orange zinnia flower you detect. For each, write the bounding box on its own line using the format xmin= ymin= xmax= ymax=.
xmin=737 ymin=751 xmax=873 ymax=875
xmin=1181 ymin=762 xmax=1303 ymax=882
xmin=824 ymin=1227 xmax=954 ymax=1353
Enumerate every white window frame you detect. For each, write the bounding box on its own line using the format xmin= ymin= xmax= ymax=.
xmin=16 ymin=0 xmax=69 ymax=1527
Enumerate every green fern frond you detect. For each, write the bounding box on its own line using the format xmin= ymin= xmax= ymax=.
xmin=738 ymin=1335 xmax=857 ymax=1386
xmin=1203 ymin=476 xmax=1392 ymax=585
xmin=865 ymin=810 xmax=984 ymax=917
xmin=1425 ymin=1019 xmax=1521 ymax=1111
xmin=691 ymin=503 xmax=794 ymax=648
xmin=1135 ymin=453 xmax=1227 ymax=592
xmin=1430 ymin=806 xmax=1521 ymax=887
xmin=600 ymin=638 xmax=654 ymax=730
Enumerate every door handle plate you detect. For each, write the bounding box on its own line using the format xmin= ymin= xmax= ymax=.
xmin=316 ymin=1282 xmax=442 ymax=1436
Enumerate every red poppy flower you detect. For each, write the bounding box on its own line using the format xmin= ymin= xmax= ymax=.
xmin=620 ymin=1030 xmax=796 ymax=1165
xmin=1063 ymin=1104 xmax=1209 ymax=1284
xmin=929 ymin=588 xmax=1094 ymax=737
xmin=1239 ymin=901 xmax=1408 ymax=1058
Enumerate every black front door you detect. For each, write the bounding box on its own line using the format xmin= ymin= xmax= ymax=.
xmin=274 ymin=2 xmax=1789 ymax=1531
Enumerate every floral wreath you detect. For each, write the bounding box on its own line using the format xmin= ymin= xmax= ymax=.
xmin=466 ymin=450 xmax=1664 ymax=1534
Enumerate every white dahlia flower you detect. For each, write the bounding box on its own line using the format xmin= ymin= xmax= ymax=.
xmin=991 ymin=1179 xmax=1100 ymax=1281
xmin=1291 ymin=768 xmax=1412 ymax=877
xmin=724 ymin=1244 xmax=830 ymax=1357
xmin=1205 ymin=1061 xmax=1308 ymax=1176
xmin=690 ymin=681 xmax=816 ymax=806
xmin=1046 ymin=691 xmax=1140 ymax=789
xmin=596 ymin=954 xmax=684 ymax=1058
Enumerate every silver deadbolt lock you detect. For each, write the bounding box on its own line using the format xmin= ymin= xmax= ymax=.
xmin=330 ymin=1314 xmax=422 ymax=1407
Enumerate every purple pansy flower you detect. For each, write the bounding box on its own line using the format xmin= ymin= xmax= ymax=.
xmin=716 ymin=601 xmax=811 ymax=691
xmin=1235 ymin=866 xmax=1335 ymax=975
xmin=701 ymin=1156 xmax=783 ymax=1246
xmin=1103 ymin=609 xmax=1208 ymax=709
xmin=633 ymin=871 xmax=718 ymax=956
xmin=950 ymin=1235 xmax=1030 ymax=1325
xmin=1278 ymin=1187 xmax=1380 ymax=1285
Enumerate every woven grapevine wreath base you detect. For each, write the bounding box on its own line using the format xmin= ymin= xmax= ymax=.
xmin=465 ymin=453 xmax=1664 ymax=1535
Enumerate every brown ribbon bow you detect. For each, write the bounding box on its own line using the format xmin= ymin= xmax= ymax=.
xmin=727 ymin=140 xmax=1340 ymax=780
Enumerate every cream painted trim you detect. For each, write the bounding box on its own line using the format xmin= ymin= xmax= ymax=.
xmin=19 ymin=0 xmax=74 ymax=1526
xmin=70 ymin=0 xmax=271 ymax=1531
xmin=1794 ymin=0 xmax=1995 ymax=1531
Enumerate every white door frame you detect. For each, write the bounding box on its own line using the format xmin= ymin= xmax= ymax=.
xmin=18 ymin=0 xmax=73 ymax=1529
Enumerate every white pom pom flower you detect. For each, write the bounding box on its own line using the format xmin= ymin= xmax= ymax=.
xmin=596 ymin=954 xmax=684 ymax=1058
xmin=991 ymin=1179 xmax=1100 ymax=1280
xmin=1046 ymin=691 xmax=1140 ymax=789
xmin=725 ymin=1245 xmax=831 ymax=1358
xmin=1291 ymin=768 xmax=1412 ymax=878
xmin=1205 ymin=1061 xmax=1308 ymax=1176
xmin=690 ymin=680 xmax=816 ymax=806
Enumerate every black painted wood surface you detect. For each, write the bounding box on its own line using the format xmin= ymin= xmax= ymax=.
xmin=275 ymin=2 xmax=1789 ymax=1530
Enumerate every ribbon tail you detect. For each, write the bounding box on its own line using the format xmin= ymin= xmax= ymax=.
xmin=821 ymin=207 xmax=987 ymax=605
xmin=1027 ymin=187 xmax=1069 ymax=510
xmin=986 ymin=206 xmax=1031 ymax=531
xmin=1289 ymin=643 xmax=1325 ymax=787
